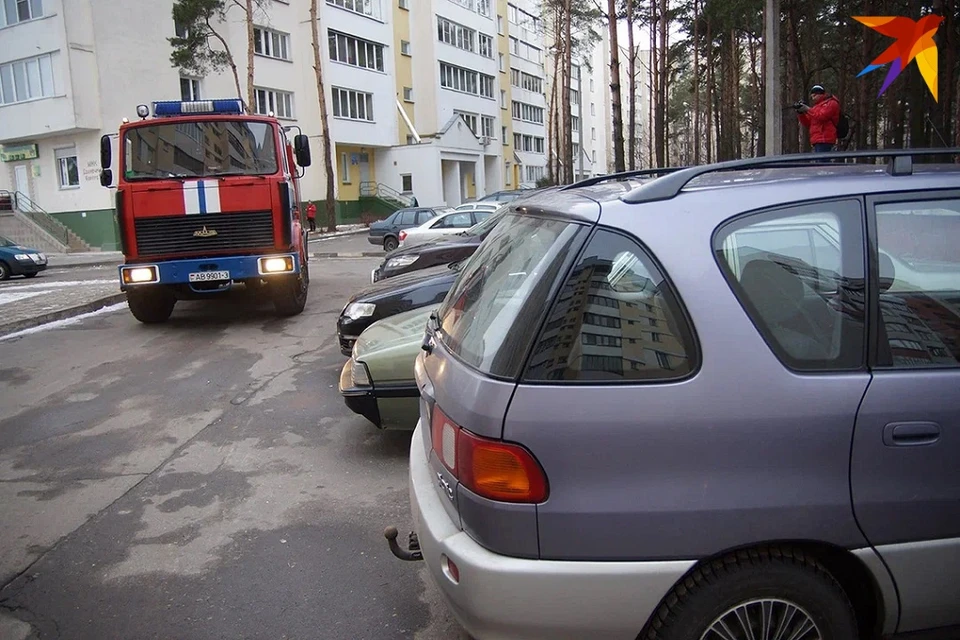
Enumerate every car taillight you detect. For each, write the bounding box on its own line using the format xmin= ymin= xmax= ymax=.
xmin=399 ymin=230 xmax=407 ymax=241
xmin=431 ymin=405 xmax=548 ymax=503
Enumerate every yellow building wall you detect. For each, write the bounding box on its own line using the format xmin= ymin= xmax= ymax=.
xmin=497 ymin=0 xmax=514 ymax=190
xmin=334 ymin=144 xmax=377 ymax=201
xmin=394 ymin=3 xmax=415 ymax=145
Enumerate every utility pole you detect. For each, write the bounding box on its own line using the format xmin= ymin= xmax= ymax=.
xmin=763 ymin=0 xmax=782 ymax=156
xmin=577 ymin=63 xmax=584 ymax=180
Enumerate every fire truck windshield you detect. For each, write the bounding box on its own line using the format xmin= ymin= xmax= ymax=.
xmin=122 ymin=120 xmax=279 ymax=180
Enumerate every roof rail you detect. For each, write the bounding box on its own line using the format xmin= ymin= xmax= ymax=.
xmin=621 ymin=147 xmax=960 ymax=204
xmin=561 ymin=166 xmax=688 ymax=190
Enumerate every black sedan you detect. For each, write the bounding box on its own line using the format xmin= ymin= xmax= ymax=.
xmin=338 ymin=262 xmax=461 ymax=356
xmin=370 ymin=208 xmax=505 ymax=283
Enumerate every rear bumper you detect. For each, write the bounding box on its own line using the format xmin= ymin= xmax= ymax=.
xmin=408 ymin=420 xmax=695 ymax=640
xmin=118 ymin=253 xmax=299 ymax=290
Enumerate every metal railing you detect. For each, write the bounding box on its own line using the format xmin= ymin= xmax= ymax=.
xmin=0 ymin=189 xmax=70 ymax=246
xmin=358 ymin=181 xmax=414 ymax=207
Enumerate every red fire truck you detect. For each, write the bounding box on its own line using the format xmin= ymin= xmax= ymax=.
xmin=99 ymin=98 xmax=312 ymax=323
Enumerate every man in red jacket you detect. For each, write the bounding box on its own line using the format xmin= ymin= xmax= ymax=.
xmin=797 ymin=85 xmax=840 ymax=153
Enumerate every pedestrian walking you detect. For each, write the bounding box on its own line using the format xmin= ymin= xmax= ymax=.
xmin=796 ymin=84 xmax=841 ymax=154
xmin=306 ymin=201 xmax=317 ymax=232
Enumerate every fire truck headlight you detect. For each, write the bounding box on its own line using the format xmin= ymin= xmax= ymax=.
xmin=259 ymin=256 xmax=294 ymax=274
xmin=122 ymin=266 xmax=159 ymax=284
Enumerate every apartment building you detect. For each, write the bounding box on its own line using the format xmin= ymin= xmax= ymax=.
xmin=0 ymin=0 xmax=607 ymax=250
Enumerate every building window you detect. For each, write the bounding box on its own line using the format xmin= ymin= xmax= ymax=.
xmin=401 ymin=174 xmax=413 ymax=192
xmin=454 ymin=110 xmax=478 ymax=135
xmin=591 ymin=102 xmax=596 ymax=116
xmin=571 ymin=115 xmax=579 ymax=131
xmin=0 ymin=0 xmax=42 ymax=27
xmin=254 ymin=27 xmax=291 ymax=61
xmin=479 ymin=73 xmax=494 ymax=99
xmin=498 ymin=53 xmax=505 ymax=73
xmin=328 ymin=30 xmax=385 ymax=72
xmin=513 ymin=132 xmax=521 ymax=148
xmin=511 ymin=101 xmax=544 ymax=124
xmin=0 ymin=53 xmax=55 ymax=105
xmin=505 ymin=161 xmax=511 ymax=184
xmin=513 ymin=133 xmax=545 ymax=153
xmin=590 ymin=78 xmax=595 ymax=92
xmin=340 ymin=152 xmax=350 ymax=183
xmin=509 ymin=36 xmax=541 ymax=63
xmin=501 ymin=126 xmax=508 ymax=144
xmin=570 ymin=88 xmax=579 ymax=105
xmin=592 ymin=150 xmax=596 ymax=162
xmin=332 ymin=86 xmax=374 ymax=122
xmin=525 ymin=165 xmax=544 ymax=183
xmin=403 ymin=86 xmax=413 ymax=102
xmin=591 ymin=126 xmax=596 ymax=140
xmin=507 ymin=4 xmax=517 ymax=23
xmin=326 ymin=0 xmax=382 ymax=20
xmin=398 ymin=0 xmax=408 ymax=8
xmin=400 ymin=40 xmax=411 ymax=55
xmin=437 ymin=16 xmax=475 ymax=53
xmin=497 ymin=15 xmax=503 ymax=35
xmin=477 ymin=0 xmax=491 ymax=17
xmin=180 ymin=77 xmax=201 ymax=101
xmin=510 ymin=69 xmax=520 ymax=87
xmin=254 ymin=87 xmax=294 ymax=118
xmin=478 ymin=33 xmax=494 ymax=58
xmin=516 ymin=70 xmax=542 ymax=93
xmin=481 ymin=115 xmax=495 ymax=139
xmin=55 ymin=147 xmax=79 ymax=189
xmin=500 ymin=90 xmax=506 ymax=109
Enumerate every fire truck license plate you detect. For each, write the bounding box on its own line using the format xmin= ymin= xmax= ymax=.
xmin=188 ymin=270 xmax=230 ymax=282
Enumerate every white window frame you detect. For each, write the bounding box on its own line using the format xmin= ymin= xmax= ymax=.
xmin=0 ymin=0 xmax=42 ymax=27
xmin=340 ymin=152 xmax=351 ymax=184
xmin=478 ymin=33 xmax=494 ymax=58
xmin=477 ymin=0 xmax=491 ymax=17
xmin=180 ymin=76 xmax=201 ymax=101
xmin=437 ymin=16 xmax=476 ymax=53
xmin=328 ymin=30 xmax=385 ymax=72
xmin=479 ymin=73 xmax=495 ymax=99
xmin=254 ymin=26 xmax=291 ymax=61
xmin=398 ymin=0 xmax=409 ymax=8
xmin=401 ymin=173 xmax=413 ymax=193
xmin=501 ymin=126 xmax=508 ymax=144
xmin=590 ymin=102 xmax=596 ymax=116
xmin=497 ymin=15 xmax=503 ymax=35
xmin=498 ymin=53 xmax=505 ymax=73
xmin=403 ymin=86 xmax=413 ymax=102
xmin=400 ymin=40 xmax=411 ymax=55
xmin=500 ymin=90 xmax=506 ymax=109
xmin=55 ymin=146 xmax=79 ymax=190
xmin=454 ymin=110 xmax=478 ymax=135
xmin=481 ymin=115 xmax=495 ymax=139
xmin=0 ymin=52 xmax=55 ymax=105
xmin=326 ymin=0 xmax=382 ymax=20
xmin=511 ymin=100 xmax=543 ymax=124
xmin=505 ymin=161 xmax=511 ymax=185
xmin=332 ymin=86 xmax=375 ymax=122
xmin=254 ymin=87 xmax=295 ymax=119
xmin=439 ymin=61 xmax=482 ymax=96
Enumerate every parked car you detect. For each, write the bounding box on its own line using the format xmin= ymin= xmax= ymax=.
xmin=0 ymin=236 xmax=47 ymax=280
xmin=337 ymin=262 xmax=461 ymax=356
xmin=371 ymin=207 xmax=506 ymax=283
xmin=338 ymin=304 xmax=438 ymax=430
xmin=398 ymin=205 xmax=500 ymax=249
xmin=389 ymin=149 xmax=960 ymax=640
xmin=367 ymin=207 xmax=448 ymax=252
xmin=477 ymin=189 xmax=533 ymax=203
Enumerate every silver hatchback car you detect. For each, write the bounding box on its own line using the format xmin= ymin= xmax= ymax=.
xmin=389 ymin=149 xmax=960 ymax=640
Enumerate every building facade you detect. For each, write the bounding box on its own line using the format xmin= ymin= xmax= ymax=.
xmin=0 ymin=0 xmax=609 ymax=249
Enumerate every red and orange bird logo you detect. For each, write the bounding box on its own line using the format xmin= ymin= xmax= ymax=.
xmin=854 ymin=14 xmax=943 ymax=101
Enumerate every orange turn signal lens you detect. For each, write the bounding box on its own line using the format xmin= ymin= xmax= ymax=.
xmin=457 ymin=429 xmax=548 ymax=504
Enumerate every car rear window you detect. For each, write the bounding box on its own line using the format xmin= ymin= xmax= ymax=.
xmin=436 ymin=213 xmax=589 ymax=379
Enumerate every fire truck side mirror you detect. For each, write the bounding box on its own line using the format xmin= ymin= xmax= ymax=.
xmin=100 ymin=169 xmax=113 ymax=187
xmin=100 ymin=135 xmax=112 ymax=170
xmin=294 ymin=134 xmax=311 ymax=167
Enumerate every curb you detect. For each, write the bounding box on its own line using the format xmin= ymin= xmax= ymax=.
xmin=311 ymin=251 xmax=383 ymax=258
xmin=0 ymin=293 xmax=126 ymax=338
xmin=49 ymin=260 xmax=123 ymax=270
xmin=307 ymin=227 xmax=368 ymax=242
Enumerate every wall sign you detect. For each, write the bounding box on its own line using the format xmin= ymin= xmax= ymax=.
xmin=1 ymin=144 xmax=39 ymax=162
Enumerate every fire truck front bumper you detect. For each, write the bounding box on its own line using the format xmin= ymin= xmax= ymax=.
xmin=119 ymin=253 xmax=301 ymax=291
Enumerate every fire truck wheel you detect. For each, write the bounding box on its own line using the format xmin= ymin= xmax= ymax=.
xmin=273 ymin=262 xmax=309 ymax=316
xmin=127 ymin=288 xmax=176 ymax=324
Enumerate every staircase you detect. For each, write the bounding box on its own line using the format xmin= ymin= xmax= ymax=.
xmin=0 ymin=190 xmax=93 ymax=253
xmin=359 ymin=181 xmax=414 ymax=210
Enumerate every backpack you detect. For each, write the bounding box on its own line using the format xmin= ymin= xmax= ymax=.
xmin=835 ymin=100 xmax=850 ymax=140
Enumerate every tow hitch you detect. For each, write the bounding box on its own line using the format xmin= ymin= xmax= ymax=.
xmin=384 ymin=526 xmax=423 ymax=561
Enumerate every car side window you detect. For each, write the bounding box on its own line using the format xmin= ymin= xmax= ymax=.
xmin=875 ymin=197 xmax=960 ymax=368
xmin=714 ymin=199 xmax=866 ymax=371
xmin=474 ymin=211 xmax=492 ymax=224
xmin=524 ymin=228 xmax=698 ymax=382
xmin=416 ymin=210 xmax=432 ymax=224
xmin=399 ymin=210 xmax=416 ymax=225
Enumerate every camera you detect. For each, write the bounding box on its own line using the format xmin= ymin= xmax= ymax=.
xmin=792 ymin=101 xmax=807 ymax=111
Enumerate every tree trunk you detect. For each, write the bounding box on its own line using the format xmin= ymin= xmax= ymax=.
xmin=659 ymin=0 xmax=669 ymax=165
xmin=627 ymin=0 xmax=636 ymax=170
xmin=750 ymin=34 xmax=763 ymax=156
xmin=649 ymin=8 xmax=655 ymax=167
xmin=310 ymin=0 xmax=337 ymax=232
xmin=207 ymin=20 xmax=243 ymax=105
xmin=705 ymin=18 xmax=713 ymax=163
xmin=783 ymin=3 xmax=800 ymax=153
xmin=547 ymin=52 xmax=557 ymax=183
xmin=693 ymin=0 xmax=701 ymax=164
xmin=607 ymin=0 xmax=626 ymax=172
xmin=563 ymin=0 xmax=573 ymax=183
xmin=246 ymin=0 xmax=256 ymax=112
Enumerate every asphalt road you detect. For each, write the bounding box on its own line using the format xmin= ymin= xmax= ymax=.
xmin=0 ymin=246 xmax=468 ymax=640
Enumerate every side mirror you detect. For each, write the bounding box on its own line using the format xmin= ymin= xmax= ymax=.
xmin=100 ymin=135 xmax=112 ymax=170
xmin=100 ymin=169 xmax=113 ymax=187
xmin=294 ymin=134 xmax=311 ymax=167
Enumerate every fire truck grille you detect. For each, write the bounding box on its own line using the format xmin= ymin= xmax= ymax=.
xmin=134 ymin=211 xmax=274 ymax=255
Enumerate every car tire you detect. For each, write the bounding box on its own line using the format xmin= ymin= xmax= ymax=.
xmin=273 ymin=261 xmax=309 ymax=316
xmin=383 ymin=236 xmax=398 ymax=252
xmin=640 ymin=546 xmax=858 ymax=640
xmin=0 ymin=261 xmax=9 ymax=281
xmin=127 ymin=288 xmax=176 ymax=324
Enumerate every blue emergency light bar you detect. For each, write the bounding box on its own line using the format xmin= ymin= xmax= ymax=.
xmin=152 ymin=99 xmax=245 ymax=117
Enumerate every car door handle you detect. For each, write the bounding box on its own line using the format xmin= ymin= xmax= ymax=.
xmin=882 ymin=421 xmax=941 ymax=447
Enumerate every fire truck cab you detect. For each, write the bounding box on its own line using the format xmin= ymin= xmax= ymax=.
xmin=100 ymin=98 xmax=313 ymax=323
